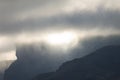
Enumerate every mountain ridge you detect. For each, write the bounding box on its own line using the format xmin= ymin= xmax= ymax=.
xmin=33 ymin=45 xmax=120 ymax=80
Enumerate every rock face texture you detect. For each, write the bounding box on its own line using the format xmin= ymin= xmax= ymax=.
xmin=33 ymin=45 xmax=120 ymax=80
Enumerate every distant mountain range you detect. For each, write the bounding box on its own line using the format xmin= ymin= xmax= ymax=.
xmin=32 ymin=45 xmax=120 ymax=80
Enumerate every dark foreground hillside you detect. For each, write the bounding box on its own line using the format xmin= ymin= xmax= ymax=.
xmin=4 ymin=45 xmax=67 ymax=80
xmin=33 ymin=45 xmax=120 ymax=80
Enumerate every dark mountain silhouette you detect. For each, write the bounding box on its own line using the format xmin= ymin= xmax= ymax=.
xmin=4 ymin=36 xmax=120 ymax=80
xmin=4 ymin=44 xmax=67 ymax=80
xmin=32 ymin=45 xmax=120 ymax=80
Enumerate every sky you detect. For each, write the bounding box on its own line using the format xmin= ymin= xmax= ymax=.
xmin=0 ymin=0 xmax=120 ymax=79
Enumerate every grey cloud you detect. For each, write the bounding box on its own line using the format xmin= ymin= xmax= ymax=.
xmin=0 ymin=0 xmax=62 ymax=15
xmin=0 ymin=0 xmax=66 ymax=35
xmin=1 ymin=9 xmax=120 ymax=35
xmin=0 ymin=0 xmax=120 ymax=35
xmin=37 ymin=9 xmax=120 ymax=30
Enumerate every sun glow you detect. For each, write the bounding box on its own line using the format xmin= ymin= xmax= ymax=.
xmin=44 ymin=31 xmax=78 ymax=48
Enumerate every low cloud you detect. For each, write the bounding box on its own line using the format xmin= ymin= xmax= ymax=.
xmin=0 ymin=0 xmax=120 ymax=80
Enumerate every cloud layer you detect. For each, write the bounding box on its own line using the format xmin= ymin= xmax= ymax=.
xmin=0 ymin=0 xmax=120 ymax=35
xmin=0 ymin=0 xmax=120 ymax=60
xmin=0 ymin=1 xmax=120 ymax=80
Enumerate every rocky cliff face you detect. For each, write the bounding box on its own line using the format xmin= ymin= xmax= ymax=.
xmin=33 ymin=45 xmax=120 ymax=80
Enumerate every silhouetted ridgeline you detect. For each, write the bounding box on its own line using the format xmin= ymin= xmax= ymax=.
xmin=33 ymin=45 xmax=120 ymax=80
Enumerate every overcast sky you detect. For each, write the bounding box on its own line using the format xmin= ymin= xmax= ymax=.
xmin=0 ymin=0 xmax=120 ymax=34
xmin=0 ymin=1 xmax=120 ymax=79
